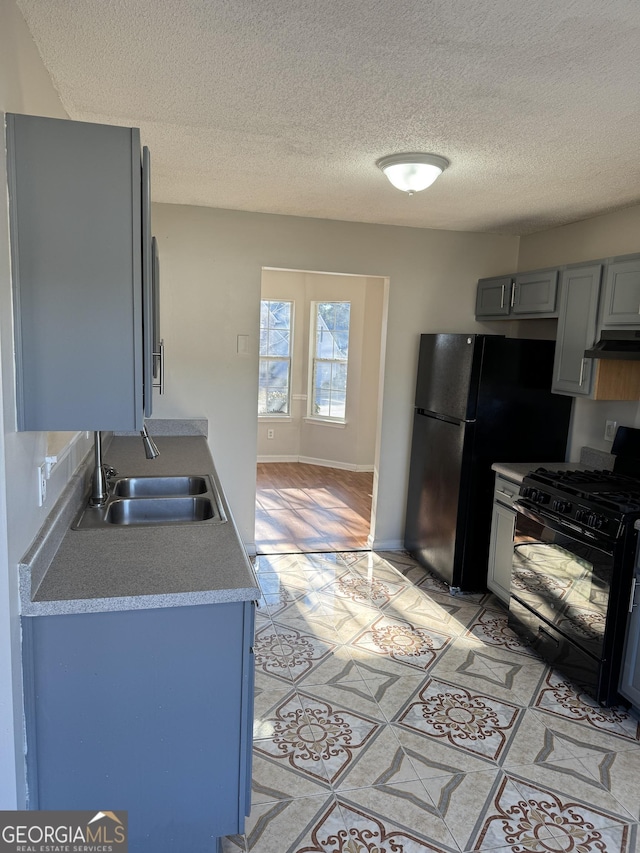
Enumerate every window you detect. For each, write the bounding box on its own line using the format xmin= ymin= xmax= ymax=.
xmin=258 ymin=300 xmax=293 ymax=415
xmin=310 ymin=301 xmax=350 ymax=421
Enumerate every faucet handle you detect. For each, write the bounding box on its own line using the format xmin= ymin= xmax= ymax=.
xmin=103 ymin=465 xmax=118 ymax=479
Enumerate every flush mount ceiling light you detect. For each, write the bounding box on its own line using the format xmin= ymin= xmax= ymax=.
xmin=376 ymin=152 xmax=450 ymax=195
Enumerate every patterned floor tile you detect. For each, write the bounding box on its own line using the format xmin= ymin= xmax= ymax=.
xmin=253 ymin=685 xmax=306 ymax=740
xmin=533 ymin=671 xmax=640 ymax=742
xmin=429 ymin=641 xmax=545 ymax=707
xmin=589 ymin=748 xmax=640 ymax=821
xmin=272 ymin=793 xmax=454 ymax=853
xmin=258 ymin=571 xmax=312 ymax=598
xmin=332 ymin=725 xmax=418 ymax=792
xmin=490 ymin=772 xmax=638 ymax=852
xmin=254 ymin=622 xmax=296 ymax=683
xmin=350 ymin=613 xmax=452 ymax=673
xmin=270 ymin=623 xmax=337 ymax=683
xmin=464 ymin=609 xmax=540 ymax=661
xmin=360 ymin=671 xmax=427 ymax=722
xmin=251 ymin=751 xmax=332 ymax=804
xmin=337 ymin=783 xmax=460 ymax=851
xmin=314 ymin=592 xmax=381 ymax=643
xmin=393 ymin=723 xmax=493 ymax=778
xmin=395 ymin=677 xmax=523 ymax=761
xmin=319 ymin=569 xmax=407 ymax=610
xmin=243 ymin=795 xmax=337 ymax=853
xmin=252 ymin=692 xmax=333 ymax=787
xmin=384 ymin=586 xmax=480 ymax=637
xmin=508 ymin=761 xmax=638 ymax=824
xmin=500 ymin=709 xmax=578 ymax=769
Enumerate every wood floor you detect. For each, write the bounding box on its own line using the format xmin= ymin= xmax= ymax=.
xmin=255 ymin=462 xmax=373 ymax=553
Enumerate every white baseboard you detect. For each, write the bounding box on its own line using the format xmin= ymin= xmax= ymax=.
xmin=370 ymin=539 xmax=405 ymax=551
xmin=243 ymin=541 xmax=257 ymax=557
xmin=257 ymin=455 xmax=374 ymax=473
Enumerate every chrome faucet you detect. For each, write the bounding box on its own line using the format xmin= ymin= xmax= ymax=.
xmin=89 ymin=431 xmax=118 ymax=507
xmin=89 ymin=426 xmax=159 ymax=507
xmin=141 ymin=424 xmax=160 ymax=459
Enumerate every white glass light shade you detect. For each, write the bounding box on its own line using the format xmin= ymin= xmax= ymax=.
xmin=376 ymin=153 xmax=450 ymax=193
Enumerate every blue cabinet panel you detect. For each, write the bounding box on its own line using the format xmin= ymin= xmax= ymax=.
xmin=23 ymin=602 xmax=254 ymax=852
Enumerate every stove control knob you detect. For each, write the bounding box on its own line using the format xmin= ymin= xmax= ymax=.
xmin=552 ymin=499 xmax=572 ymax=514
xmin=589 ymin=514 xmax=608 ymax=530
xmin=521 ymin=486 xmax=534 ymax=499
xmin=575 ymin=508 xmax=589 ymax=523
xmin=536 ymin=491 xmax=550 ymax=505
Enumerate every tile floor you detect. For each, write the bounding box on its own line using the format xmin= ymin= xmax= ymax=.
xmin=224 ymin=551 xmax=640 ymax=853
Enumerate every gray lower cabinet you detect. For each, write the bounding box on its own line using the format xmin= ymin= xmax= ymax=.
xmin=552 ymin=264 xmax=602 ymax=396
xmin=487 ymin=473 xmax=519 ymax=604
xmin=6 ymin=113 xmax=155 ymax=431
xmin=619 ymin=566 xmax=640 ymax=710
xmin=600 ymin=256 xmax=640 ymax=326
xmin=22 ymin=601 xmax=255 ymax=852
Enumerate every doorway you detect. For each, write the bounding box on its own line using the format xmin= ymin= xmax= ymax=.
xmin=255 ymin=268 xmax=387 ymax=554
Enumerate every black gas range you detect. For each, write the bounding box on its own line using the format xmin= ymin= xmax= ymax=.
xmin=508 ymin=428 xmax=640 ymax=706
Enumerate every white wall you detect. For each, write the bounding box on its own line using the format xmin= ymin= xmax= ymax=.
xmin=0 ymin=0 xmax=97 ymax=807
xmin=518 ymin=204 xmax=640 ymax=459
xmin=258 ymin=269 xmax=384 ymax=470
xmin=151 ymin=202 xmax=519 ymax=551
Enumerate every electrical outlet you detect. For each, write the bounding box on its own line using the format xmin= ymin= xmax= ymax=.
xmin=604 ymin=420 xmax=617 ymax=442
xmin=267 ymin=428 xmax=275 ymax=440
xmin=37 ymin=464 xmax=47 ymax=506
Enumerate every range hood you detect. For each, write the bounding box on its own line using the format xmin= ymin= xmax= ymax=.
xmin=584 ymin=330 xmax=640 ymax=360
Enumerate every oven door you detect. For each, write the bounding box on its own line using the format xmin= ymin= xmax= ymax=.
xmin=510 ymin=500 xmax=614 ymax=662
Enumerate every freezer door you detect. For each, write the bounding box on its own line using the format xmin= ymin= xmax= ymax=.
xmin=404 ymin=411 xmax=470 ymax=587
xmin=414 ymin=334 xmax=483 ymax=420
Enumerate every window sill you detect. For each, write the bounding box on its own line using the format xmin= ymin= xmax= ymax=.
xmin=303 ymin=417 xmax=347 ymax=429
xmin=258 ymin=415 xmax=293 ymax=422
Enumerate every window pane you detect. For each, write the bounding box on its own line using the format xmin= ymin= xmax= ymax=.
xmin=310 ymin=301 xmax=350 ymax=421
xmin=259 ymin=299 xmax=292 ymax=416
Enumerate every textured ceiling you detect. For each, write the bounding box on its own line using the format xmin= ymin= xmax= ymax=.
xmin=15 ymin=0 xmax=640 ymax=235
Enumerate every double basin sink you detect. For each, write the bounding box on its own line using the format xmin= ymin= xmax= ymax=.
xmin=74 ymin=475 xmax=227 ymax=529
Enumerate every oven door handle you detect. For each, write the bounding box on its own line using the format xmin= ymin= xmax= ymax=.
xmin=513 ymin=500 xmax=614 ymax=548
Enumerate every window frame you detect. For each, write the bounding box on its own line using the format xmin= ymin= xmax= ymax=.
xmin=307 ymin=300 xmax=351 ymax=423
xmin=258 ymin=299 xmax=294 ymax=418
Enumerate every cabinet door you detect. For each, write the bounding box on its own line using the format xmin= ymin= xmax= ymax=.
xmin=600 ymin=257 xmax=640 ymax=326
xmin=142 ymin=146 xmax=154 ymax=417
xmin=476 ymin=276 xmax=513 ymax=317
xmin=7 ymin=114 xmax=145 ymax=431
xmin=487 ymin=502 xmax=515 ymax=604
xmin=512 ymin=269 xmax=558 ymax=316
xmin=619 ymin=574 xmax=640 ymax=709
xmin=552 ymin=265 xmax=602 ymax=396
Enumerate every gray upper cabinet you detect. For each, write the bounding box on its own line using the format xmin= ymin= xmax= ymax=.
xmin=476 ymin=269 xmax=559 ymax=319
xmin=600 ymin=256 xmax=640 ymax=326
xmin=476 ymin=276 xmax=513 ymax=317
xmin=552 ymin=264 xmax=602 ymax=396
xmin=512 ymin=269 xmax=558 ymax=315
xmin=6 ymin=113 xmax=153 ymax=431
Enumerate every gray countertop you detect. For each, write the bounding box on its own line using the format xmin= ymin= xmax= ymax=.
xmin=492 ymin=446 xmax=614 ymax=484
xmin=20 ymin=435 xmax=259 ymax=616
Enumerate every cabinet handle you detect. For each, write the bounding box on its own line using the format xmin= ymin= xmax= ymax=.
xmin=497 ymin=489 xmax=515 ymax=499
xmin=629 ymin=578 xmax=638 ymax=613
xmin=152 ymin=339 xmax=165 ymax=395
xmin=578 ymin=358 xmax=586 ymax=387
xmin=510 ymin=283 xmax=516 ymax=308
xmin=500 ymin=284 xmax=505 ymax=309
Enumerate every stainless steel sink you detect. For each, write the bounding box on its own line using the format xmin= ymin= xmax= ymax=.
xmin=73 ymin=473 xmax=227 ymax=529
xmin=105 ymin=497 xmax=215 ymax=525
xmin=113 ymin=475 xmax=208 ymax=497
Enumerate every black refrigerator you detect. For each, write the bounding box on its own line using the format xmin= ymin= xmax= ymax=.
xmin=404 ymin=334 xmax=572 ymax=591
